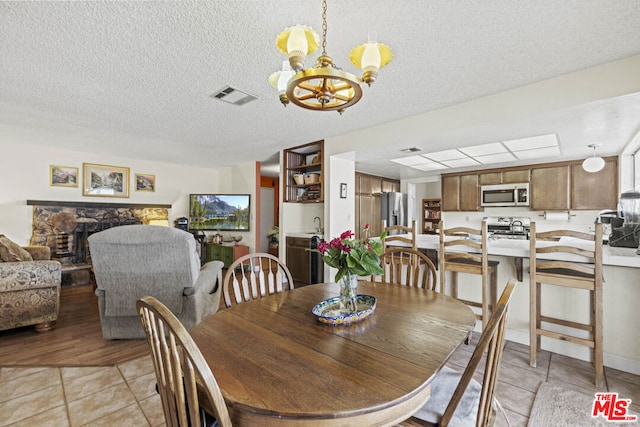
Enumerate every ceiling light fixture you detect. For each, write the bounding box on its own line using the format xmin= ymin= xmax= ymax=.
xmin=582 ymin=144 xmax=605 ymax=173
xmin=268 ymin=0 xmax=392 ymax=114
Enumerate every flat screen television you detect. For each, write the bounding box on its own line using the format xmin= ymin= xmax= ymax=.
xmin=189 ymin=194 xmax=251 ymax=231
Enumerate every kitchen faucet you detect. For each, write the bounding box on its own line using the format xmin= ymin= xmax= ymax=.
xmin=313 ymin=216 xmax=322 ymax=233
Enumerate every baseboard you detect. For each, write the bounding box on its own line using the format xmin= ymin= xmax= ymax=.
xmin=504 ymin=329 xmax=640 ymax=376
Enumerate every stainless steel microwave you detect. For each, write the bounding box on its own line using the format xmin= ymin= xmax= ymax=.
xmin=481 ymin=183 xmax=530 ymax=207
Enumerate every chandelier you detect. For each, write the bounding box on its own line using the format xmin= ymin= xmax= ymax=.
xmin=268 ymin=0 xmax=392 ymax=114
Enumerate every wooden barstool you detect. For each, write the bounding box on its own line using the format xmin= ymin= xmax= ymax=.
xmin=439 ymin=221 xmax=499 ymax=330
xmin=381 ymin=219 xmax=417 ymax=251
xmin=529 ymin=222 xmax=604 ymax=387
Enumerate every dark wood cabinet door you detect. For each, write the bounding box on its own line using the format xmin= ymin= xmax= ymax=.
xmin=286 ymin=237 xmax=310 ymax=283
xmin=571 ymin=159 xmax=618 ymax=209
xmin=531 ymin=166 xmax=570 ymax=210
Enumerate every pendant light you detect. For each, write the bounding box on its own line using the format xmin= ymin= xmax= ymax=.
xmin=582 ymin=144 xmax=605 ymax=173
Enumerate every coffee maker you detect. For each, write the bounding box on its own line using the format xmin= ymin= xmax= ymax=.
xmin=608 ymin=191 xmax=640 ymax=248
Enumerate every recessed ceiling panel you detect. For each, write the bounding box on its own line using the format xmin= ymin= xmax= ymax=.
xmin=513 ymin=146 xmax=562 ymax=160
xmin=503 ymin=134 xmax=558 ymax=151
xmin=412 ymin=162 xmax=448 ymax=171
xmin=423 ymin=149 xmax=466 ymax=161
xmin=459 ymin=142 xmax=508 ymax=157
xmin=390 ymin=156 xmax=431 ymax=166
xmin=441 ymin=158 xmax=481 ymax=168
xmin=474 ymin=152 xmax=517 ymax=164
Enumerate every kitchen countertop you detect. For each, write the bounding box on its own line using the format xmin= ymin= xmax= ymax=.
xmin=386 ymin=234 xmax=640 ymax=268
xmin=286 ymin=232 xmax=323 ymax=239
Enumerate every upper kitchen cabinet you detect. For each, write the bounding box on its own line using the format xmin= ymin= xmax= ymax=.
xmin=283 ymin=140 xmax=324 ymax=203
xmin=441 ymin=173 xmax=481 ymax=211
xmin=479 ymin=169 xmax=530 ymax=185
xmin=530 ymin=165 xmax=570 ymax=210
xmin=571 ymin=157 xmax=618 ymax=210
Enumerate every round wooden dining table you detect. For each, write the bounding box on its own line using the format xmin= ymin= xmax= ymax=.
xmin=190 ymin=281 xmax=476 ymax=426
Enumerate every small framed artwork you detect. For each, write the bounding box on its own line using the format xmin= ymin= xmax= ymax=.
xmin=49 ymin=165 xmax=78 ymax=187
xmin=135 ymin=173 xmax=156 ymax=192
xmin=82 ymin=163 xmax=130 ymax=198
xmin=340 ymin=182 xmax=347 ymax=199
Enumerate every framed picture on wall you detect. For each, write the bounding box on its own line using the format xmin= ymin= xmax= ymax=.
xmin=135 ymin=173 xmax=156 ymax=192
xmin=82 ymin=163 xmax=129 ymax=198
xmin=49 ymin=165 xmax=78 ymax=187
xmin=340 ymin=183 xmax=347 ymax=198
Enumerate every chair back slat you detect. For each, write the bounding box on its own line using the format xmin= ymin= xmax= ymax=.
xmin=223 ymin=253 xmax=294 ymax=307
xmin=378 ymin=247 xmax=437 ymax=291
xmin=137 ymin=296 xmax=232 ymax=427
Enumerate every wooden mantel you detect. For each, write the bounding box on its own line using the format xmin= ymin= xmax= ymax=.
xmin=26 ymin=200 xmax=172 ymax=209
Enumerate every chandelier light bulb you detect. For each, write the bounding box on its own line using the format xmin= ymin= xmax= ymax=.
xmin=268 ymin=61 xmax=295 ymax=107
xmin=349 ymin=31 xmax=392 ymax=86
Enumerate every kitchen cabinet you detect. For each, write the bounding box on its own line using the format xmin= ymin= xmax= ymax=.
xmin=442 ymin=174 xmax=481 ymax=211
xmin=422 ymin=199 xmax=441 ymax=234
xmin=530 ymin=165 xmax=570 ymax=210
xmin=283 ymin=140 xmax=323 ymax=203
xmin=459 ymin=174 xmax=480 ymax=211
xmin=571 ymin=158 xmax=618 ymax=209
xmin=355 ymin=172 xmax=399 ymax=238
xmin=206 ymin=244 xmax=249 ymax=268
xmin=286 ymin=237 xmax=312 ymax=284
xmin=479 ymin=170 xmax=529 ymax=185
xmin=441 ymin=175 xmax=460 ymax=211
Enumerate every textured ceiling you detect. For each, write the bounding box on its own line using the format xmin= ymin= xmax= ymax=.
xmin=1 ymin=1 xmax=640 ymax=178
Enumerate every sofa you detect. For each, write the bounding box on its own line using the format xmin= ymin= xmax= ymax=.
xmin=88 ymin=225 xmax=224 ymax=340
xmin=0 ymin=239 xmax=61 ymax=332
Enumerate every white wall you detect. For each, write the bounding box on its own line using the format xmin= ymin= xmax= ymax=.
xmin=0 ymin=137 xmax=241 ymax=246
xmin=217 ymin=162 xmax=258 ymax=252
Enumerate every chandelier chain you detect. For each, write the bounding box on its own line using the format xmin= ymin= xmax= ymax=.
xmin=321 ymin=0 xmax=328 ymax=55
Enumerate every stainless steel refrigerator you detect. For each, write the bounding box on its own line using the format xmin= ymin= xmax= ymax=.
xmin=381 ymin=192 xmax=406 ymax=233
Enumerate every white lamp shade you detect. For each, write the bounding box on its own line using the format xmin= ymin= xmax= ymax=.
xmin=582 ymin=156 xmax=605 ymax=173
xmin=360 ymin=43 xmax=382 ymax=69
xmin=287 ymin=25 xmax=308 ymax=55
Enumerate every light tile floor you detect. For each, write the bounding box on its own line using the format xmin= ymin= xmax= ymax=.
xmin=1 ymin=339 xmax=638 ymax=426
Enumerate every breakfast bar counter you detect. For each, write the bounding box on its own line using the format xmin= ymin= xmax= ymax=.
xmin=385 ymin=233 xmax=640 ymax=376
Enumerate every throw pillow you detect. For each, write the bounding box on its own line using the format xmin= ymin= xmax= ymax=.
xmin=0 ymin=235 xmax=34 ymax=262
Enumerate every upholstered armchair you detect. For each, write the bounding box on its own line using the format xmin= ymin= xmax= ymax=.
xmin=88 ymin=225 xmax=224 ymax=340
xmin=0 ymin=242 xmax=61 ymax=332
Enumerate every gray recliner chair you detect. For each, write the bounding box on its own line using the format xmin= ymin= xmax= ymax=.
xmin=88 ymin=225 xmax=224 ymax=339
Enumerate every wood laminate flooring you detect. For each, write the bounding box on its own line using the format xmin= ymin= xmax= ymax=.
xmin=0 ymin=285 xmax=149 ymax=366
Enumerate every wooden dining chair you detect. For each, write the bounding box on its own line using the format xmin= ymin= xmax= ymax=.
xmin=222 ymin=252 xmax=294 ymax=307
xmin=401 ymin=278 xmax=517 ymax=427
xmin=377 ymin=247 xmax=437 ymax=291
xmin=382 ymin=219 xmax=417 ymax=251
xmin=529 ymin=222 xmax=604 ymax=387
xmin=439 ymin=221 xmax=499 ymax=330
xmin=136 ymin=296 xmax=232 ymax=427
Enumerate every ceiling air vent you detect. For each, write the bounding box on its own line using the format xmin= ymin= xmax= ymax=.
xmin=400 ymin=147 xmax=422 ymax=153
xmin=210 ymin=86 xmax=258 ymax=106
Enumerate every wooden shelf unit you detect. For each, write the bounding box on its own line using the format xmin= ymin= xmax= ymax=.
xmin=422 ymin=198 xmax=441 ymax=234
xmin=283 ymin=140 xmax=324 ymax=203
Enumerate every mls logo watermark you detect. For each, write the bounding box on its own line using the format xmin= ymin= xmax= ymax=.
xmin=592 ymin=392 xmax=638 ymax=422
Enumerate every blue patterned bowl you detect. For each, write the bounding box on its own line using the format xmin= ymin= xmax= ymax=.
xmin=312 ymin=295 xmax=377 ymax=325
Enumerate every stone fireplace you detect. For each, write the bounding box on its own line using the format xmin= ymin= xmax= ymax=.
xmin=27 ymin=200 xmax=171 ymax=267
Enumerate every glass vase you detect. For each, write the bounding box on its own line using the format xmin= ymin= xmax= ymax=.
xmin=339 ymin=274 xmax=358 ymax=313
